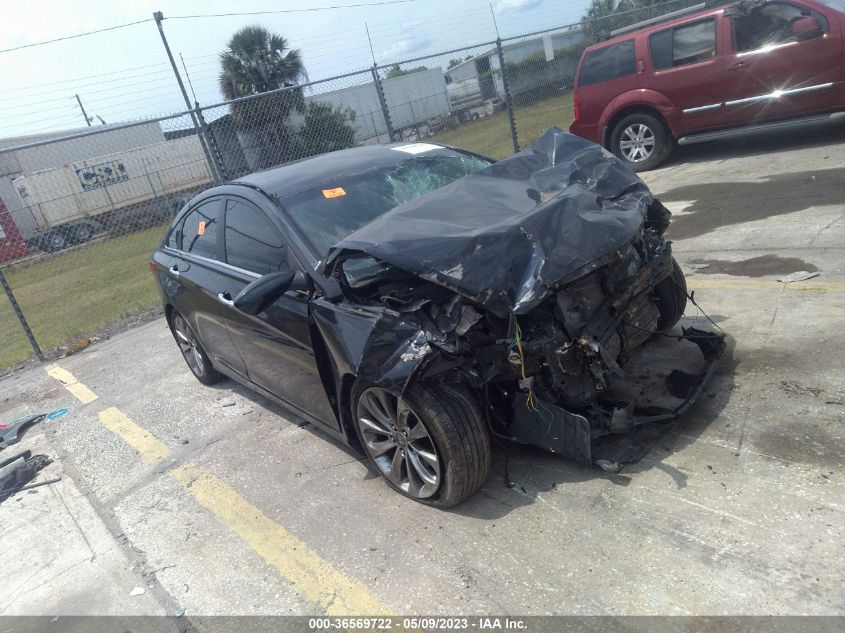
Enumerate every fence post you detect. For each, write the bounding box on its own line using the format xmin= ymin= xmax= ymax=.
xmin=496 ymin=39 xmax=520 ymax=154
xmin=153 ymin=11 xmax=222 ymax=184
xmin=371 ymin=64 xmax=396 ymax=143
xmin=194 ymin=105 xmax=229 ymax=182
xmin=0 ymin=269 xmax=44 ymax=362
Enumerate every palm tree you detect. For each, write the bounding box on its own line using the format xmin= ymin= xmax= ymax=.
xmin=219 ymin=26 xmax=307 ymax=168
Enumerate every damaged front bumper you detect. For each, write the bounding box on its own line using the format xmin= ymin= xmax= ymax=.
xmin=511 ymin=326 xmax=725 ymax=465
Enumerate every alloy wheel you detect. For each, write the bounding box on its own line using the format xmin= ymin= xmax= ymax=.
xmin=356 ymin=386 xmax=441 ymax=499
xmin=173 ymin=314 xmax=205 ymax=378
xmin=619 ymin=123 xmax=656 ymax=162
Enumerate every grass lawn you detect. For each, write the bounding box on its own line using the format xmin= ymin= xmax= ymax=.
xmin=432 ymin=93 xmax=575 ymax=159
xmin=0 ymin=225 xmax=166 ymax=370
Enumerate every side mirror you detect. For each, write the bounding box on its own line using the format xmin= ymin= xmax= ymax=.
xmin=233 ymin=270 xmax=308 ymax=315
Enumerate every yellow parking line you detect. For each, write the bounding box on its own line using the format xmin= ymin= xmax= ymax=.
xmin=45 ymin=365 xmax=98 ymax=404
xmin=98 ymin=406 xmax=171 ymax=465
xmin=687 ymin=278 xmax=845 ymax=292
xmin=170 ymin=463 xmax=394 ymax=616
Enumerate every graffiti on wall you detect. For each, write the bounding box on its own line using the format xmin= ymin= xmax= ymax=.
xmin=74 ymin=159 xmax=129 ymax=191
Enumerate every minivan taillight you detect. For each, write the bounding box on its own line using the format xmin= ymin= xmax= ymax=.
xmin=573 ymin=91 xmax=580 ymax=121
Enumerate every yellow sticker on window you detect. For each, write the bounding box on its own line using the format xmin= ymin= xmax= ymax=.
xmin=197 ymin=220 xmax=206 ymax=235
xmin=322 ymin=187 xmax=346 ymax=199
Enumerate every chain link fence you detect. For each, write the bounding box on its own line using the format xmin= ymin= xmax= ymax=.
xmin=0 ymin=0 xmax=700 ymax=371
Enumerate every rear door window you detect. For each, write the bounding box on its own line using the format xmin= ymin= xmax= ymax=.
xmin=223 ymin=199 xmax=289 ymax=275
xmin=650 ymin=18 xmax=716 ymax=70
xmin=179 ymin=199 xmax=222 ymax=259
xmin=579 ymin=40 xmax=636 ymax=86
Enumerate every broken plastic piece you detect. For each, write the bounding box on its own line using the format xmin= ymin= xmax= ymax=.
xmin=0 ymin=413 xmax=46 ymax=449
xmin=777 ymin=271 xmax=820 ymax=283
xmin=595 ymin=459 xmax=623 ymax=473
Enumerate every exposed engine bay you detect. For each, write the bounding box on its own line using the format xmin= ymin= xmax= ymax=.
xmin=319 ymin=128 xmax=725 ymax=465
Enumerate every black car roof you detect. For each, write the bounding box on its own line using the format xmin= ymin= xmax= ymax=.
xmin=231 ymin=142 xmax=452 ymax=200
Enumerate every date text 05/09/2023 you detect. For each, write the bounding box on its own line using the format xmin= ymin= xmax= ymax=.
xmin=307 ymin=617 xmax=528 ymax=630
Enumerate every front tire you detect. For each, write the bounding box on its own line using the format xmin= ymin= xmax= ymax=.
xmin=654 ymin=258 xmax=688 ymax=332
xmin=353 ymin=382 xmax=490 ymax=507
xmin=610 ymin=113 xmax=672 ymax=172
xmin=171 ymin=311 xmax=222 ymax=385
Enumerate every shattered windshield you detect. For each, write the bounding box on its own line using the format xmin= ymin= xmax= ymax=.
xmin=281 ymin=150 xmax=492 ymax=257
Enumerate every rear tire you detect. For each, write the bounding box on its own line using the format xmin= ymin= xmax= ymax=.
xmin=70 ymin=221 xmax=98 ymax=244
xmin=654 ymin=258 xmax=688 ymax=332
xmin=352 ymin=381 xmax=490 ymax=507
xmin=43 ymin=230 xmax=68 ymax=253
xmin=610 ymin=113 xmax=672 ymax=172
xmin=171 ymin=311 xmax=222 ymax=385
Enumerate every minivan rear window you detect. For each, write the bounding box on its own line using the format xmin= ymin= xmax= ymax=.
xmin=579 ymin=40 xmax=636 ymax=86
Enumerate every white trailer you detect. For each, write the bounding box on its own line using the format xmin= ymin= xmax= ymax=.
xmin=13 ymin=136 xmax=212 ymax=251
xmin=304 ymin=68 xmax=451 ymax=142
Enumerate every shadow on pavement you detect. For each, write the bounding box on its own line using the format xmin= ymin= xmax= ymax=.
xmin=658 ymin=167 xmax=845 ymax=240
xmin=662 ymin=119 xmax=845 ymax=168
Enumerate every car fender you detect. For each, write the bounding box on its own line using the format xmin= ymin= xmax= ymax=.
xmin=600 ymin=89 xmax=681 ymax=144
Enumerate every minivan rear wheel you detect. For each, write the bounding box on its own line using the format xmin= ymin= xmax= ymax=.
xmin=610 ymin=113 xmax=672 ymax=172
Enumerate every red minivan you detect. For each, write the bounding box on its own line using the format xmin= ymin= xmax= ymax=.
xmin=569 ymin=0 xmax=845 ymax=170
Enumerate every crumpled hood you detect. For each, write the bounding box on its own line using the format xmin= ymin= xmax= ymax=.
xmin=324 ymin=127 xmax=659 ymax=317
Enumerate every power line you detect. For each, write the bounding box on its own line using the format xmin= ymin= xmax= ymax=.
xmin=166 ymin=0 xmax=422 ymax=20
xmin=0 ymin=19 xmax=153 ymax=54
xmin=6 ymin=61 xmax=171 ymax=93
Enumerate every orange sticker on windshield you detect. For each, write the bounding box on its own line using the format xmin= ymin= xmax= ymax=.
xmin=322 ymin=187 xmax=346 ymax=199
xmin=197 ymin=220 xmax=206 ymax=235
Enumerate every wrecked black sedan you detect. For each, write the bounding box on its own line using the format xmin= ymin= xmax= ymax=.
xmin=152 ymin=128 xmax=724 ymax=507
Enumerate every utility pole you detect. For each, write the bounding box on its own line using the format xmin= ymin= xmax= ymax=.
xmin=489 ymin=2 xmax=501 ymax=39
xmin=74 ymin=94 xmax=92 ymax=126
xmin=365 ymin=22 xmax=377 ymax=66
xmin=152 ymin=11 xmax=222 ymax=183
xmin=154 ymin=12 xmax=195 ymax=116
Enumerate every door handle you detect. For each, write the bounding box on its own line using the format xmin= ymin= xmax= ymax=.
xmin=733 ymin=61 xmax=746 ymax=70
xmin=217 ymin=292 xmax=234 ymax=307
xmin=169 ymin=264 xmax=180 ymax=277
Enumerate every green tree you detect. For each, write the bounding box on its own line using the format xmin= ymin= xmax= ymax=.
xmin=293 ymin=103 xmax=357 ymax=158
xmin=219 ymin=26 xmax=307 ymax=168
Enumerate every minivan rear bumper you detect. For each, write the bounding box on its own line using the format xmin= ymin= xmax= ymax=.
xmin=568 ymin=120 xmax=602 ymax=146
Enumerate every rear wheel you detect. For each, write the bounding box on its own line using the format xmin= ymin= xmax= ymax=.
xmin=353 ymin=382 xmax=490 ymax=507
xmin=654 ymin=258 xmax=688 ymax=332
xmin=171 ymin=311 xmax=222 ymax=385
xmin=610 ymin=113 xmax=672 ymax=172
xmin=43 ymin=230 xmax=68 ymax=252
xmin=71 ymin=222 xmax=98 ymax=244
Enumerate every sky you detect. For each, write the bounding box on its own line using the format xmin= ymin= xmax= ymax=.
xmin=0 ymin=0 xmax=590 ymax=139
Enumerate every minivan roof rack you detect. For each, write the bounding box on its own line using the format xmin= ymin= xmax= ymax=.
xmin=605 ymin=1 xmax=715 ymax=39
